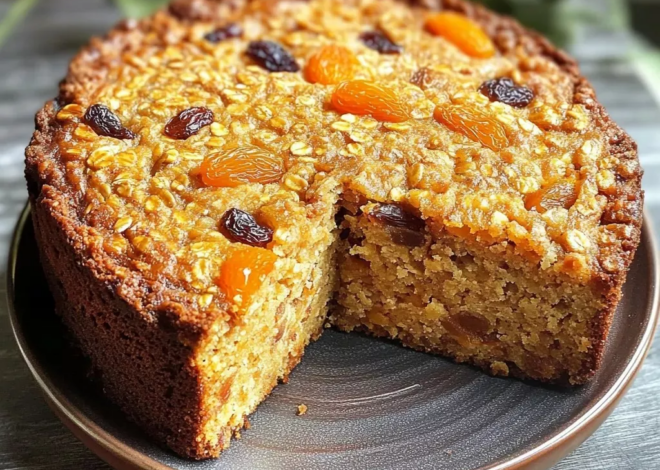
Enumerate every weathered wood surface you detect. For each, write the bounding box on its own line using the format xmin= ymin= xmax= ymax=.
xmin=0 ymin=1 xmax=659 ymax=468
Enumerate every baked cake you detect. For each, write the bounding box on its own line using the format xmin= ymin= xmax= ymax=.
xmin=24 ymin=0 xmax=643 ymax=459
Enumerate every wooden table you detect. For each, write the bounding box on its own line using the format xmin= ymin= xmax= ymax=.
xmin=1 ymin=1 xmax=659 ymax=468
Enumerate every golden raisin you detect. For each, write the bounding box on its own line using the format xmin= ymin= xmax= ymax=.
xmin=200 ymin=146 xmax=284 ymax=188
xmin=434 ymin=104 xmax=510 ymax=151
xmin=525 ymin=180 xmax=580 ymax=213
xmin=218 ymin=247 xmax=277 ymax=303
xmin=425 ymin=12 xmax=495 ymax=59
xmin=331 ymin=80 xmax=409 ymax=123
xmin=305 ymin=45 xmax=359 ymax=85
xmin=441 ymin=312 xmax=493 ymax=347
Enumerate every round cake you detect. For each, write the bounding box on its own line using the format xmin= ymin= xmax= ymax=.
xmin=24 ymin=0 xmax=643 ymax=459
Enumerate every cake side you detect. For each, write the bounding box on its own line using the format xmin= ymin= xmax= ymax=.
xmin=27 ymin=104 xmax=208 ymax=457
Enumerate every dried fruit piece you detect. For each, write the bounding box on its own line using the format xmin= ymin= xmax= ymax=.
xmin=425 ymin=12 xmax=495 ymax=59
xmin=246 ymin=40 xmax=300 ymax=72
xmin=442 ymin=312 xmax=494 ymax=347
xmin=410 ymin=67 xmax=448 ymax=90
xmin=305 ymin=45 xmax=359 ymax=85
xmin=370 ymin=204 xmax=426 ymax=246
xmin=331 ymin=80 xmax=409 ymax=123
xmin=221 ymin=208 xmax=273 ymax=247
xmin=479 ymin=77 xmax=534 ymax=108
xmin=525 ymin=180 xmax=579 ymax=213
xmin=204 ymin=23 xmax=243 ymax=43
xmin=370 ymin=204 xmax=425 ymax=230
xmin=390 ymin=226 xmax=426 ymax=247
xmin=219 ymin=247 xmax=277 ymax=303
xmin=433 ymin=104 xmax=510 ymax=151
xmin=164 ymin=107 xmax=214 ymax=140
xmin=83 ymin=104 xmax=136 ymax=140
xmin=359 ymin=31 xmax=403 ymax=54
xmin=200 ymin=145 xmax=284 ymax=187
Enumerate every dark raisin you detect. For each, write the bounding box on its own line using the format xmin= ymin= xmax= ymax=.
xmin=369 ymin=204 xmax=426 ymax=247
xmin=83 ymin=104 xmax=136 ymax=140
xmin=359 ymin=31 xmax=403 ymax=54
xmin=164 ymin=107 xmax=214 ymax=140
xmin=246 ymin=40 xmax=300 ymax=72
xmin=479 ymin=77 xmax=534 ymax=108
xmin=370 ymin=204 xmax=425 ymax=231
xmin=221 ymin=208 xmax=273 ymax=248
xmin=388 ymin=227 xmax=425 ymax=247
xmin=204 ymin=23 xmax=243 ymax=43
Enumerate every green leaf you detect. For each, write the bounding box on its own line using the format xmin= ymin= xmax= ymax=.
xmin=0 ymin=0 xmax=40 ymax=50
xmin=114 ymin=0 xmax=169 ymax=18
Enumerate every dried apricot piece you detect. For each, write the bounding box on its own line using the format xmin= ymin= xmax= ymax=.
xmin=525 ymin=180 xmax=579 ymax=213
xmin=425 ymin=12 xmax=495 ymax=59
xmin=433 ymin=104 xmax=509 ymax=151
xmin=219 ymin=247 xmax=277 ymax=303
xmin=331 ymin=80 xmax=409 ymax=123
xmin=305 ymin=45 xmax=359 ymax=85
xmin=200 ymin=146 xmax=284 ymax=187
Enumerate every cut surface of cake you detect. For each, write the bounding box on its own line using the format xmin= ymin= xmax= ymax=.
xmin=24 ymin=0 xmax=642 ymax=459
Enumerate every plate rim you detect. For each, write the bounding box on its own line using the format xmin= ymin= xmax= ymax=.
xmin=6 ymin=202 xmax=660 ymax=470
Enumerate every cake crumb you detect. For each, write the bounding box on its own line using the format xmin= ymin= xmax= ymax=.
xmin=296 ymin=404 xmax=308 ymax=416
xmin=243 ymin=418 xmax=251 ymax=430
xmin=490 ymin=361 xmax=510 ymax=377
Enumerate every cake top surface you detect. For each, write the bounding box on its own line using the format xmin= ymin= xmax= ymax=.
xmin=28 ymin=0 xmax=642 ymax=324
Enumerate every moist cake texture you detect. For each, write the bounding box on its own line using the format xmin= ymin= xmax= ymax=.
xmin=25 ymin=0 xmax=643 ymax=459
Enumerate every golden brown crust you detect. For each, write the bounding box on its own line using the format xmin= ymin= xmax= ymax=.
xmin=29 ymin=185 xmax=208 ymax=457
xmin=24 ymin=0 xmax=643 ymax=458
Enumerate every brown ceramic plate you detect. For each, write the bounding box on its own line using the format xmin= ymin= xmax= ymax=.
xmin=7 ymin=204 xmax=659 ymax=470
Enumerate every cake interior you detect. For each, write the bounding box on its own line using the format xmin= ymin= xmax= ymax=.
xmin=332 ymin=203 xmax=605 ymax=384
xmin=195 ymin=235 xmax=338 ymax=450
xmin=189 ymin=194 xmax=606 ymax=455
